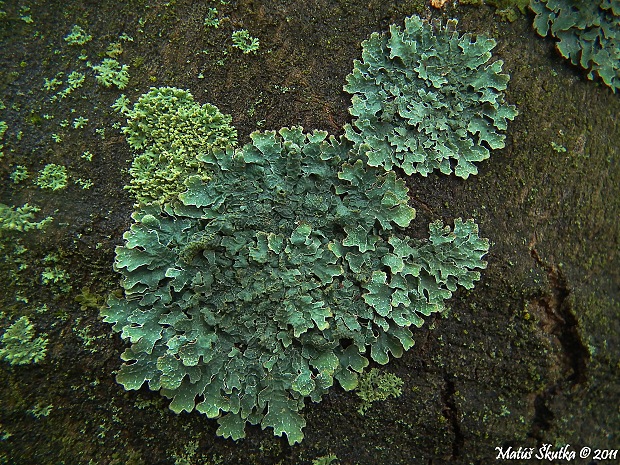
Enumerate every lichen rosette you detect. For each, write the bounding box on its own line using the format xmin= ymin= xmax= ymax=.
xmin=343 ymin=15 xmax=518 ymax=178
xmin=103 ymin=127 xmax=489 ymax=444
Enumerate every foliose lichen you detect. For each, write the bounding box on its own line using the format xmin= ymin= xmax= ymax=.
xmin=64 ymin=24 xmax=92 ymax=45
xmin=103 ymin=125 xmax=488 ymax=444
xmin=102 ymin=13 xmax=509 ymax=445
xmin=204 ymin=7 xmax=220 ymax=28
xmin=355 ymin=367 xmax=404 ymax=415
xmin=231 ymin=29 xmax=260 ymax=54
xmin=312 ymin=454 xmax=339 ymax=465
xmin=343 ymin=15 xmax=517 ymax=179
xmin=531 ymin=0 xmax=620 ymax=92
xmin=0 ymin=203 xmax=52 ymax=232
xmin=10 ymin=165 xmax=29 ymax=184
xmin=89 ymin=58 xmax=130 ymax=89
xmin=122 ymin=87 xmax=237 ymax=206
xmin=0 ymin=120 xmax=7 ymax=158
xmin=459 ymin=0 xmax=530 ymax=22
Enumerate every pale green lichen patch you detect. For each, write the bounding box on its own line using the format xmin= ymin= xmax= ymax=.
xmin=232 ymin=29 xmax=260 ymax=54
xmin=122 ymin=87 xmax=237 ymax=206
xmin=0 ymin=316 xmax=48 ymax=365
xmin=0 ymin=204 xmax=52 ymax=232
xmin=35 ymin=163 xmax=68 ymax=190
xmin=64 ymin=24 xmax=92 ymax=45
xmin=312 ymin=454 xmax=340 ymax=465
xmin=204 ymin=7 xmax=220 ymax=28
xmin=355 ymin=368 xmax=404 ymax=415
xmin=343 ymin=15 xmax=517 ymax=179
xmin=89 ymin=58 xmax=130 ymax=89
xmin=9 ymin=165 xmax=28 ymax=184
xmin=0 ymin=120 xmax=7 ymax=157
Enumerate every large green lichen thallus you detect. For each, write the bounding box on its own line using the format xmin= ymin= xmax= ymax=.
xmin=101 ymin=13 xmax=517 ymax=445
xmin=103 ymin=129 xmax=488 ymax=444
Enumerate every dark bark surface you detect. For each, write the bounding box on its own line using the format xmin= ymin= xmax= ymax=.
xmin=0 ymin=1 xmax=618 ymax=464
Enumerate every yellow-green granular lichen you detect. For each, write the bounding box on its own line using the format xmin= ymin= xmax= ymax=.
xmin=355 ymin=368 xmax=404 ymax=415
xmin=122 ymin=87 xmax=237 ymax=206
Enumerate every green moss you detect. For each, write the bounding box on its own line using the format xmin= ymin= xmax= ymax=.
xmin=53 ymin=71 xmax=85 ymax=100
xmin=355 ymin=368 xmax=404 ymax=415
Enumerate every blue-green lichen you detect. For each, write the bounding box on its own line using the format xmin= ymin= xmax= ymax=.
xmin=103 ymin=127 xmax=488 ymax=444
xmin=343 ymin=15 xmax=517 ymax=179
xmin=531 ymin=0 xmax=620 ymax=92
xmin=102 ymin=14 xmax=503 ymax=445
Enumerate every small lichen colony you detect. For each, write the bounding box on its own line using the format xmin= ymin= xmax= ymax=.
xmin=0 ymin=204 xmax=52 ymax=232
xmin=89 ymin=58 xmax=130 ymax=89
xmin=344 ymin=15 xmax=517 ymax=179
xmin=123 ymin=87 xmax=237 ymax=206
xmin=0 ymin=316 xmax=48 ymax=366
xmin=102 ymin=14 xmax=517 ymax=444
xmin=231 ymin=29 xmax=260 ymax=54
